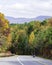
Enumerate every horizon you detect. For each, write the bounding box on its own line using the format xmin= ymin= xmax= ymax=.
xmin=5 ymin=15 xmax=51 ymax=24
xmin=6 ymin=15 xmax=52 ymax=18
xmin=0 ymin=0 xmax=52 ymax=18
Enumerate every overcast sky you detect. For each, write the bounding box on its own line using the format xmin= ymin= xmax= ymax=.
xmin=0 ymin=0 xmax=52 ymax=18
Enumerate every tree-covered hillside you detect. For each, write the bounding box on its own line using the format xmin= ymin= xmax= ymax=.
xmin=0 ymin=13 xmax=52 ymax=59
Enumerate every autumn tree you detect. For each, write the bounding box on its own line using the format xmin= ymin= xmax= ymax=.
xmin=0 ymin=13 xmax=11 ymax=52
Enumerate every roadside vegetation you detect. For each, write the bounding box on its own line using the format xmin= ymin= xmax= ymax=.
xmin=0 ymin=13 xmax=52 ymax=59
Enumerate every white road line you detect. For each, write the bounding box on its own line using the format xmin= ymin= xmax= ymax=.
xmin=17 ymin=56 xmax=48 ymax=65
xmin=17 ymin=57 xmax=24 ymax=65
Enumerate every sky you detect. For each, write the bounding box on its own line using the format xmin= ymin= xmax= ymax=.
xmin=0 ymin=0 xmax=52 ymax=18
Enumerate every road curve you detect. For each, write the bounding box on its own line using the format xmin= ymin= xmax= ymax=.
xmin=0 ymin=55 xmax=52 ymax=65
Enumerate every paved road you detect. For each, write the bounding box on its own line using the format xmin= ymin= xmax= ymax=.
xmin=0 ymin=55 xmax=52 ymax=65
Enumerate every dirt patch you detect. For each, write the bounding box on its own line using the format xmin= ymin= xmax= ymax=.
xmin=0 ymin=51 xmax=14 ymax=57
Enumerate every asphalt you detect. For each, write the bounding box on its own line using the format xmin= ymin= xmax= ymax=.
xmin=0 ymin=55 xmax=52 ymax=65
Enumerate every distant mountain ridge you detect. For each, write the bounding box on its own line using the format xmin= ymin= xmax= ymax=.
xmin=5 ymin=16 xmax=51 ymax=24
xmin=35 ymin=16 xmax=51 ymax=21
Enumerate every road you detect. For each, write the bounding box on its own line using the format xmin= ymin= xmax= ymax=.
xmin=0 ymin=55 xmax=52 ymax=65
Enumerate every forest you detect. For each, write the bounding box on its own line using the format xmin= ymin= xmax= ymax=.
xmin=0 ymin=13 xmax=52 ymax=59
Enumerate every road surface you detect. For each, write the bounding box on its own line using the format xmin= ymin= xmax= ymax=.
xmin=0 ymin=55 xmax=52 ymax=65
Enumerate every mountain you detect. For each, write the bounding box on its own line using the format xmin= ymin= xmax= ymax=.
xmin=5 ymin=16 xmax=32 ymax=23
xmin=35 ymin=16 xmax=51 ymax=21
xmin=5 ymin=16 xmax=51 ymax=24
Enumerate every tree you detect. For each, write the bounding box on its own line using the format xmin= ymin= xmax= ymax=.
xmin=10 ymin=29 xmax=28 ymax=54
xmin=0 ymin=13 xmax=11 ymax=52
xmin=29 ymin=31 xmax=35 ymax=44
xmin=35 ymin=26 xmax=52 ymax=58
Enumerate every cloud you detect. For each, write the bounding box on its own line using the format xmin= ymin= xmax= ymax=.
xmin=0 ymin=5 xmax=2 ymax=9
xmin=0 ymin=0 xmax=52 ymax=18
xmin=10 ymin=3 xmax=25 ymax=9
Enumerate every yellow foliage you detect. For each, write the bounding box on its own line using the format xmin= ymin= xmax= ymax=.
xmin=17 ymin=29 xmax=26 ymax=35
xmin=7 ymin=34 xmax=11 ymax=44
xmin=0 ymin=13 xmax=10 ymax=35
xmin=0 ymin=13 xmax=11 ymax=51
xmin=29 ymin=31 xmax=35 ymax=44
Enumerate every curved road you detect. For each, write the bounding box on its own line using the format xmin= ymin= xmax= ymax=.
xmin=0 ymin=55 xmax=52 ymax=65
